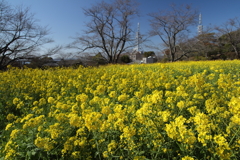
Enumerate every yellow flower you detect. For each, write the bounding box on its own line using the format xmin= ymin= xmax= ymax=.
xmin=6 ymin=114 xmax=17 ymax=121
xmin=45 ymin=123 xmax=62 ymax=139
xmin=134 ymin=90 xmax=144 ymax=99
xmin=20 ymin=114 xmax=34 ymax=123
xmin=213 ymin=134 xmax=231 ymax=159
xmin=230 ymin=115 xmax=240 ymax=125
xmin=182 ymin=156 xmax=194 ymax=160
xmin=108 ymin=140 xmax=117 ymax=152
xmin=81 ymin=102 xmax=87 ymax=110
xmin=165 ymin=116 xmax=196 ymax=145
xmin=193 ymin=94 xmax=204 ymax=99
xmin=133 ymin=156 xmax=146 ymax=160
xmin=16 ymin=101 xmax=24 ymax=109
xmin=55 ymin=113 xmax=68 ymax=122
xmin=61 ymin=137 xmax=76 ymax=155
xmin=76 ymin=93 xmax=88 ymax=103
xmin=166 ymin=97 xmax=174 ymax=104
xmin=165 ymin=83 xmax=171 ymax=89
xmin=33 ymin=101 xmax=38 ymax=106
xmin=101 ymin=106 xmax=111 ymax=115
xmin=74 ymin=137 xmax=86 ymax=147
xmin=35 ymin=137 xmax=55 ymax=151
xmin=47 ymin=97 xmax=55 ymax=104
xmin=118 ymin=93 xmax=129 ymax=102
xmin=76 ymin=127 xmax=87 ymax=136
xmin=68 ymin=113 xmax=82 ymax=127
xmin=71 ymin=151 xmax=80 ymax=159
xmin=5 ymin=123 xmax=13 ymax=130
xmin=94 ymin=84 xmax=106 ymax=95
xmin=103 ymin=151 xmax=109 ymax=158
xmin=22 ymin=115 xmax=45 ymax=129
xmin=10 ymin=129 xmax=20 ymax=139
xmin=187 ymin=106 xmax=199 ymax=115
xmin=214 ymin=134 xmax=230 ymax=148
xmin=89 ymin=96 xmax=101 ymax=105
xmin=151 ymin=90 xmax=163 ymax=104
xmin=4 ymin=140 xmax=18 ymax=159
xmin=39 ymin=98 xmax=46 ymax=106
xmin=177 ymin=100 xmax=185 ymax=110
xmin=121 ymin=125 xmax=136 ymax=140
xmin=228 ymin=97 xmax=240 ymax=115
xmin=84 ymin=112 xmax=102 ymax=131
xmin=12 ymin=98 xmax=20 ymax=105
xmin=193 ymin=112 xmax=213 ymax=145
xmin=114 ymin=118 xmax=125 ymax=131
xmin=158 ymin=110 xmax=171 ymax=122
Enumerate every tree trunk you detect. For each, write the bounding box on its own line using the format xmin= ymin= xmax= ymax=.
xmin=170 ymin=52 xmax=175 ymax=62
xmin=232 ymin=45 xmax=240 ymax=59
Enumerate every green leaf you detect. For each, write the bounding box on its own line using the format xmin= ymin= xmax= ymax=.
xmin=138 ymin=151 xmax=145 ymax=155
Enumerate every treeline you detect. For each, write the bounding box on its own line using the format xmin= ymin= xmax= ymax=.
xmin=164 ymin=27 xmax=240 ymax=62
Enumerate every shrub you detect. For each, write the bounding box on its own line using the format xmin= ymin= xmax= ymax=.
xmin=120 ymin=55 xmax=131 ymax=63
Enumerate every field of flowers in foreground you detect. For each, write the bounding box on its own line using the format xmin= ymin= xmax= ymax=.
xmin=1 ymin=60 xmax=240 ymax=160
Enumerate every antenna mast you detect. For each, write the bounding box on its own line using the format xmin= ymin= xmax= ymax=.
xmin=133 ymin=22 xmax=142 ymax=52
xmin=198 ymin=13 xmax=203 ymax=35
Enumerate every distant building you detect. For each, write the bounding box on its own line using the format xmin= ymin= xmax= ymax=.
xmin=142 ymin=56 xmax=157 ymax=63
xmin=127 ymin=52 xmax=157 ymax=64
xmin=16 ymin=59 xmax=31 ymax=65
xmin=129 ymin=50 xmax=143 ymax=62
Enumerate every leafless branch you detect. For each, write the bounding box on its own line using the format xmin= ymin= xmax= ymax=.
xmin=68 ymin=0 xmax=139 ymax=63
xmin=0 ymin=0 xmax=52 ymax=69
xmin=215 ymin=17 xmax=240 ymax=58
xmin=148 ymin=3 xmax=198 ymax=62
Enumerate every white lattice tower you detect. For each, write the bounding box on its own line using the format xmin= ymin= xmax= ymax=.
xmin=133 ymin=23 xmax=142 ymax=52
xmin=198 ymin=13 xmax=203 ymax=35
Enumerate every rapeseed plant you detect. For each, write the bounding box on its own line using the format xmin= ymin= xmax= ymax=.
xmin=1 ymin=61 xmax=240 ymax=159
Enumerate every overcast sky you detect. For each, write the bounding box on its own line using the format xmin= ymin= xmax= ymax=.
xmin=8 ymin=0 xmax=240 ymax=54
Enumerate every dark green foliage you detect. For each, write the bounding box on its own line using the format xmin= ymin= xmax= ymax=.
xmin=93 ymin=53 xmax=108 ymax=65
xmin=143 ymin=51 xmax=155 ymax=58
xmin=120 ymin=55 xmax=131 ymax=63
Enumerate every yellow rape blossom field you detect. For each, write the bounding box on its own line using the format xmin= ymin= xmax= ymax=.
xmin=1 ymin=60 xmax=240 ymax=160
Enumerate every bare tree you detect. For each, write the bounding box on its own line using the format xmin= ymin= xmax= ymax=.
xmin=216 ymin=18 xmax=240 ymax=58
xmin=68 ymin=0 xmax=139 ymax=63
xmin=175 ymin=33 xmax=196 ymax=60
xmin=177 ymin=26 xmax=218 ymax=60
xmin=149 ymin=4 xmax=198 ymax=62
xmin=0 ymin=0 xmax=52 ymax=70
xmin=44 ymin=45 xmax=63 ymax=57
